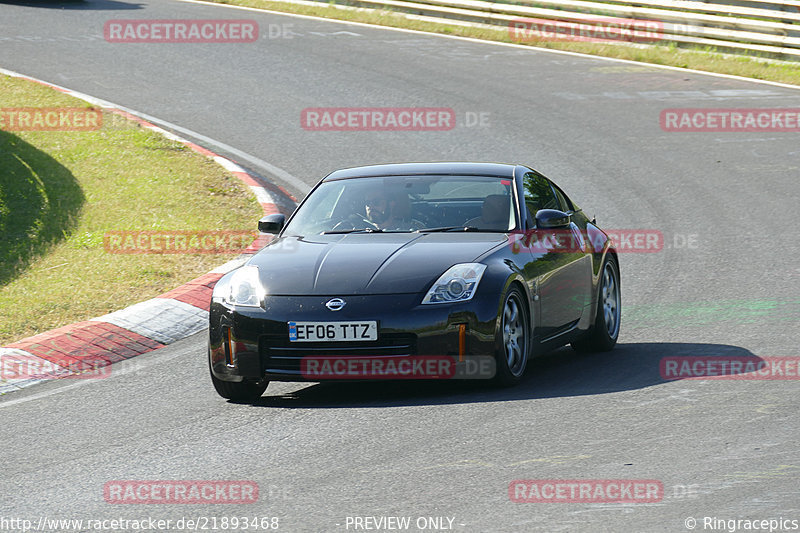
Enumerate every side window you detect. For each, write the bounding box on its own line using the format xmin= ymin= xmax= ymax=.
xmin=522 ymin=172 xmax=560 ymax=218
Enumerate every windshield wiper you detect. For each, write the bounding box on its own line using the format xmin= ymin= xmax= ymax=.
xmin=415 ymin=226 xmax=480 ymax=233
xmin=323 ymin=227 xmax=384 ymax=234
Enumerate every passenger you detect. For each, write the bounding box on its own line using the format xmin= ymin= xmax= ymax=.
xmin=465 ymin=194 xmax=511 ymax=230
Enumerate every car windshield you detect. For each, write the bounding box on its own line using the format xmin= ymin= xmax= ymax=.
xmin=283 ymin=175 xmax=517 ymax=235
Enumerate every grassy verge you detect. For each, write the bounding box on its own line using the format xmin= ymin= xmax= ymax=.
xmin=0 ymin=75 xmax=263 ymax=345
xmin=207 ymin=0 xmax=800 ymax=86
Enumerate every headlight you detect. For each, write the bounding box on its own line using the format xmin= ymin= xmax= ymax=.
xmin=421 ymin=263 xmax=487 ymax=305
xmin=223 ymin=265 xmax=265 ymax=307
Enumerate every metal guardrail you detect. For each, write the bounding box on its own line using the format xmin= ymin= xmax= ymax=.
xmin=700 ymin=0 xmax=800 ymax=12
xmin=310 ymin=0 xmax=800 ymax=59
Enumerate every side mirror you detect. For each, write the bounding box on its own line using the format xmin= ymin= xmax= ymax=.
xmin=258 ymin=213 xmax=285 ymax=234
xmin=535 ymin=209 xmax=570 ymax=229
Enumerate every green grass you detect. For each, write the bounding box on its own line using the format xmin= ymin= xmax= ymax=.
xmin=0 ymin=75 xmax=263 ymax=345
xmin=205 ymin=0 xmax=800 ymax=86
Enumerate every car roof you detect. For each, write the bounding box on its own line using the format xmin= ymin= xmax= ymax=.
xmin=323 ymin=162 xmax=519 ymax=180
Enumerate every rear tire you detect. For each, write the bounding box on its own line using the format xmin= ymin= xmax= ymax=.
xmin=494 ymin=286 xmax=529 ymax=387
xmin=209 ymin=359 xmax=269 ymax=402
xmin=571 ymin=256 xmax=620 ymax=353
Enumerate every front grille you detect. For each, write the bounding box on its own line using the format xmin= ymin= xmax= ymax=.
xmin=259 ymin=333 xmax=418 ymax=372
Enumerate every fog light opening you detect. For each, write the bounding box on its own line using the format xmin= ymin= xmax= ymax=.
xmin=458 ymin=324 xmax=466 ymax=362
xmin=223 ymin=327 xmax=235 ymax=367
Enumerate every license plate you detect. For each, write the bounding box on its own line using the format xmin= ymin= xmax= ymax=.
xmin=288 ymin=321 xmax=378 ymax=342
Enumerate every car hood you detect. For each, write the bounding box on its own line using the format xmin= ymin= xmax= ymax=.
xmin=249 ymin=233 xmax=506 ymax=295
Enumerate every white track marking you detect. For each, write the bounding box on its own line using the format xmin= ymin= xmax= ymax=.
xmin=177 ymin=0 xmax=800 ymax=91
xmin=0 ymin=66 xmax=311 ymax=195
xmin=0 ymin=345 xmax=193 ymax=408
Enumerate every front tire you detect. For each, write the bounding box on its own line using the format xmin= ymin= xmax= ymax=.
xmin=494 ymin=286 xmax=529 ymax=386
xmin=209 ymin=360 xmax=269 ymax=402
xmin=571 ymin=256 xmax=620 ymax=353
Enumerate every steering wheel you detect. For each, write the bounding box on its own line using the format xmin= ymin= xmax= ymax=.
xmin=331 ymin=214 xmax=377 ymax=232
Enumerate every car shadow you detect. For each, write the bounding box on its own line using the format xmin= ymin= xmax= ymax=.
xmin=0 ymin=0 xmax=142 ymax=10
xmin=247 ymin=342 xmax=760 ymax=408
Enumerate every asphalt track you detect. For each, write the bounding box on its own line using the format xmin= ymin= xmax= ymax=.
xmin=1 ymin=0 xmax=799 ymax=531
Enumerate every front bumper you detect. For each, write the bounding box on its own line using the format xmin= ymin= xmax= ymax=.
xmin=209 ymin=292 xmax=500 ymax=382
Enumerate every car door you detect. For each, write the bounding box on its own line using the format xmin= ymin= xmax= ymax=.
xmin=521 ymin=171 xmax=592 ymax=338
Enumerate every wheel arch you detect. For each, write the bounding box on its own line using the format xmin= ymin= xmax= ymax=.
xmin=494 ymin=274 xmax=533 ymax=359
xmin=589 ymin=245 xmax=619 ymax=324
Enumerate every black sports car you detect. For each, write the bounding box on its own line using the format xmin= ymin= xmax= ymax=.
xmin=208 ymin=162 xmax=620 ymax=400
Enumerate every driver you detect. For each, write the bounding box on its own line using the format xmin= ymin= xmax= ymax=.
xmin=364 ymin=189 xmax=423 ymax=231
